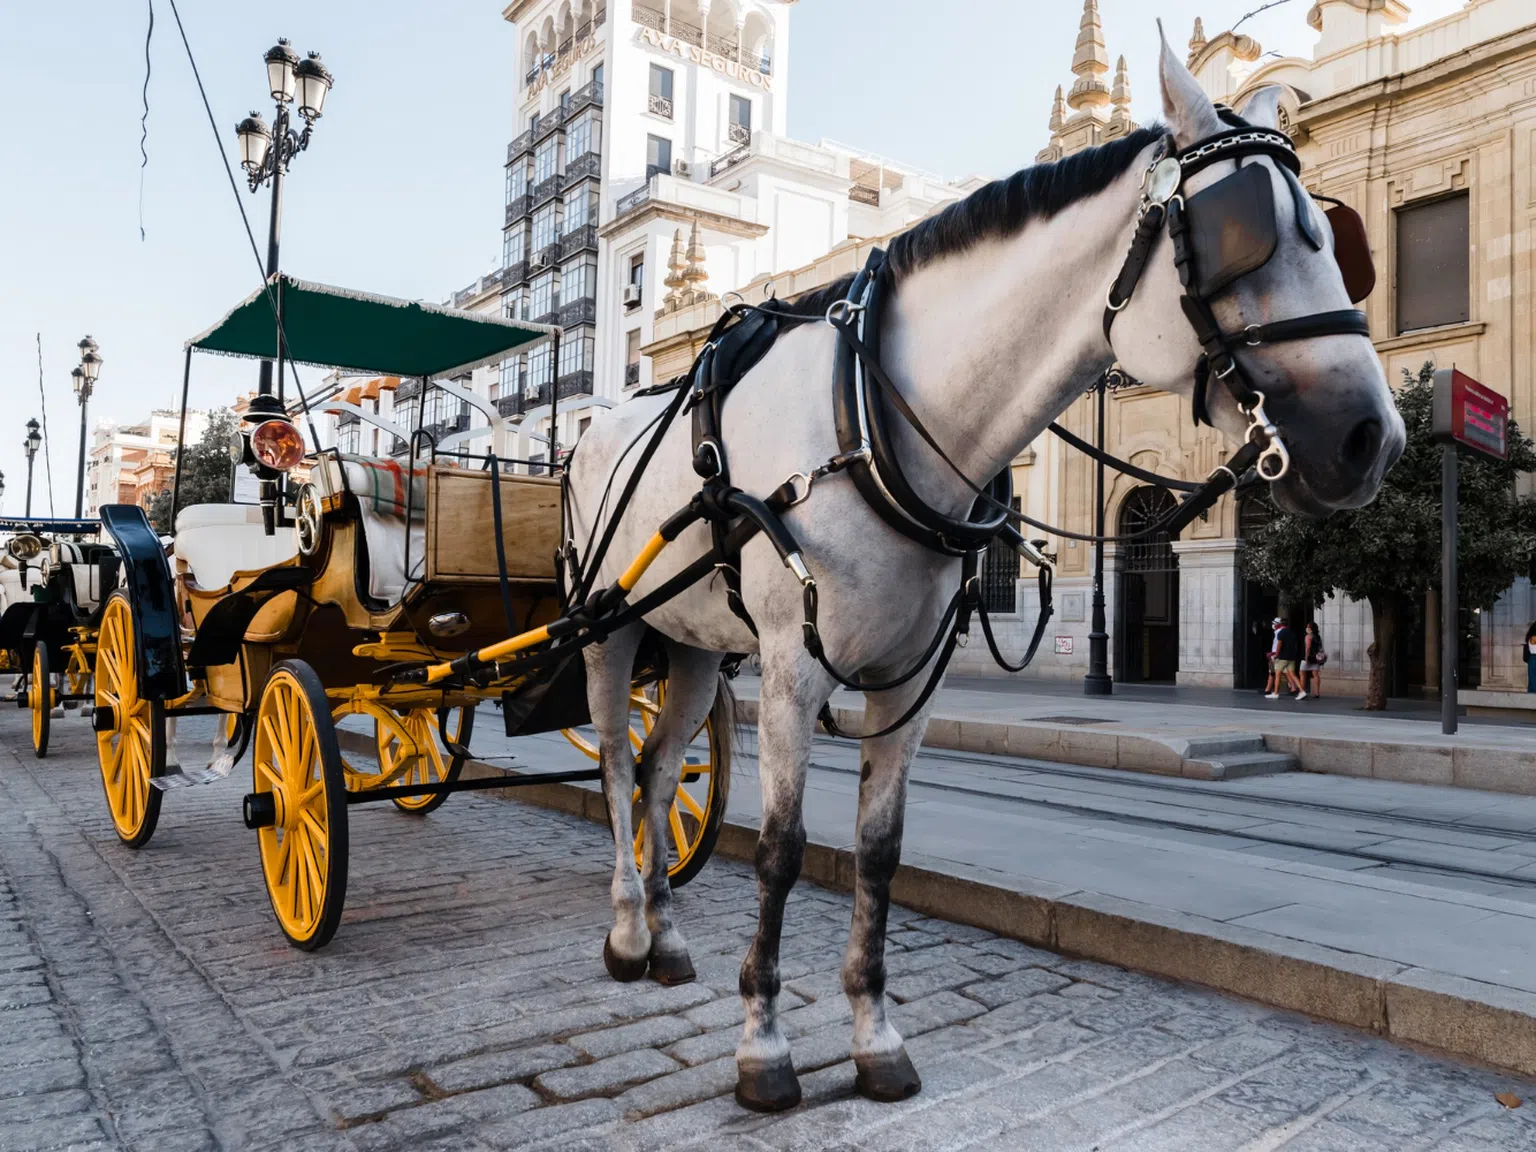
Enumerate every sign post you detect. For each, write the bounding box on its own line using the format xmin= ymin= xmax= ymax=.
xmin=1431 ymin=368 xmax=1509 ymax=735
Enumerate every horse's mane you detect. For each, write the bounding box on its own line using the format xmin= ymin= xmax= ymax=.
xmin=778 ymin=125 xmax=1164 ymax=316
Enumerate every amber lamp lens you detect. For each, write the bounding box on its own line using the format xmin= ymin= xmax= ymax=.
xmin=250 ymin=419 xmax=306 ymax=471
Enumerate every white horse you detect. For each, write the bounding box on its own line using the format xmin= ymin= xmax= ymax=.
xmin=566 ymin=32 xmax=1404 ymax=1112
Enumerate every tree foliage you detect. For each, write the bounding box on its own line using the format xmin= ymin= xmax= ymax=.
xmin=145 ymin=409 xmax=240 ymax=534
xmin=1239 ymin=363 xmax=1536 ymax=707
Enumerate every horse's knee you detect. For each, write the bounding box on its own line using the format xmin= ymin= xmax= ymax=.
xmin=755 ymin=815 xmax=805 ymax=892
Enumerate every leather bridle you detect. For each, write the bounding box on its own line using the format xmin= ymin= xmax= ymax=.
xmin=1102 ymin=124 xmax=1372 ymax=483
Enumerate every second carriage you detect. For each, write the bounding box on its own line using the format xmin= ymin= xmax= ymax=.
xmin=95 ymin=277 xmax=731 ymax=949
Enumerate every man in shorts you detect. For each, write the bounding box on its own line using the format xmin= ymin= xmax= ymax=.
xmin=1266 ymin=617 xmax=1303 ymax=699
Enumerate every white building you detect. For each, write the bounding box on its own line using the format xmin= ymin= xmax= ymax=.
xmin=86 ymin=410 xmax=209 ymax=516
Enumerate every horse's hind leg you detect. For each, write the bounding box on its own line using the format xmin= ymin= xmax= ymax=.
xmin=583 ymin=622 xmax=649 ymax=982
xmin=633 ymin=641 xmax=722 ymax=985
xmin=843 ymin=682 xmax=934 ymax=1102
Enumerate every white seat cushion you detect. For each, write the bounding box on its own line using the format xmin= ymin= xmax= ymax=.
xmin=340 ymin=458 xmax=425 ymax=604
xmin=174 ymin=504 xmax=299 ymax=590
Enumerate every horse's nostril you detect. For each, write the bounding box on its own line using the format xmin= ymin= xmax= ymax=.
xmin=1340 ymin=418 xmax=1383 ymax=471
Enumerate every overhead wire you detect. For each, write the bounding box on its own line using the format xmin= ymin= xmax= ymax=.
xmin=138 ymin=0 xmax=154 ymax=240
xmin=35 ymin=335 xmax=56 ymax=515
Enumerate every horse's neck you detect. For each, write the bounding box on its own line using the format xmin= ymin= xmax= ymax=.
xmin=879 ymin=167 xmax=1147 ymax=520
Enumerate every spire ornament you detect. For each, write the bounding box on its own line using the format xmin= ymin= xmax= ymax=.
xmin=1048 ymin=85 xmax=1065 ymax=134
xmin=663 ymin=228 xmax=687 ymax=307
xmin=1110 ymin=55 xmax=1131 ymax=110
xmin=1188 ymin=16 xmax=1207 ymax=66
xmin=1067 ymin=0 xmax=1110 ymax=111
xmin=683 ymin=220 xmax=709 ymax=287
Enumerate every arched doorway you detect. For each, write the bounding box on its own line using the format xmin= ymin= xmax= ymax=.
xmin=1236 ymin=495 xmax=1279 ymax=690
xmin=1116 ymin=487 xmax=1179 ymax=683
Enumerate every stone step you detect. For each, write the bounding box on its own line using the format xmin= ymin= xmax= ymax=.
xmin=1181 ymin=733 xmax=1268 ymax=759
xmin=1182 ymin=749 xmax=1297 ymax=781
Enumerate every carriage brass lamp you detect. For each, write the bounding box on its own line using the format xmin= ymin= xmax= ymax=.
xmin=24 ymin=418 xmax=41 ymax=517
xmin=235 ymin=39 xmax=334 ymax=533
xmin=73 ymin=337 xmax=102 ymax=519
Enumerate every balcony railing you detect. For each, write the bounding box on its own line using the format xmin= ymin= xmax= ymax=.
xmin=849 ymin=184 xmax=880 ymax=206
xmin=706 ymin=33 xmax=738 ymax=57
xmin=558 ymin=296 xmax=598 ymax=327
xmin=671 ymin=18 xmax=702 ymax=46
xmin=496 ymin=394 xmax=524 ymax=418
xmin=534 ymin=111 xmax=565 ymax=141
xmin=503 ymin=260 xmax=528 ymax=286
xmin=525 ymin=66 xmax=539 ymax=88
xmin=395 ymin=379 xmax=423 ymax=400
xmin=633 ymin=3 xmax=664 ymax=32
xmin=532 ymin=306 xmax=560 ymax=326
xmin=524 ymin=382 xmax=553 ymax=409
xmin=648 ymin=94 xmax=673 ymax=120
xmin=727 ymin=122 xmax=751 ymax=146
xmin=453 ymin=286 xmax=476 ymax=308
xmin=505 ymin=194 xmax=530 ymax=225
xmin=532 ymin=174 xmax=564 ymax=205
xmin=565 ymin=151 xmax=602 ymax=183
xmin=531 ymin=243 xmax=561 ymax=272
xmin=570 ymin=79 xmax=604 ymax=115
xmin=508 ymin=130 xmax=533 ymax=161
xmin=560 ymin=224 xmax=599 ymax=260
xmin=711 ymin=144 xmax=750 ymax=178
xmin=558 ymin=37 xmax=574 ymax=58
xmin=336 ymin=411 xmax=359 ymax=427
xmin=576 ymin=20 xmax=593 ymax=41
xmin=557 ymin=370 xmax=594 ymax=399
xmin=596 ymin=4 xmax=606 ymax=25
xmin=625 ymin=362 xmax=641 ymax=387
xmin=616 ymin=183 xmax=651 ymax=217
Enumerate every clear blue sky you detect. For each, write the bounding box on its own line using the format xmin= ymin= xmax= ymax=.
xmin=0 ymin=0 xmax=1460 ymax=515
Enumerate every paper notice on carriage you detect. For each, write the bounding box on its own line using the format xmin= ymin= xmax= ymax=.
xmin=150 ymin=722 xmax=237 ymax=791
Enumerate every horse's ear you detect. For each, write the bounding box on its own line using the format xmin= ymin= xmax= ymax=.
xmin=1237 ymin=86 xmax=1284 ymax=130
xmin=1157 ymin=19 xmax=1223 ymax=149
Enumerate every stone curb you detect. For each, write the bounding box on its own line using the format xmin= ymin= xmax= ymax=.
xmin=737 ymin=698 xmax=1536 ymax=795
xmin=333 ymin=730 xmax=1536 ymax=1079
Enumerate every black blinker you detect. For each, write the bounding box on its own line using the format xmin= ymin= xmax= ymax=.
xmin=1185 ymin=164 xmax=1279 ymax=298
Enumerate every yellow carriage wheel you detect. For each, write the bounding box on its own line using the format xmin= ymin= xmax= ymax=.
xmin=65 ymin=640 xmax=94 ymax=697
xmin=562 ymin=680 xmax=731 ymax=888
xmin=30 ymin=644 xmax=52 ymax=758
xmin=375 ymin=706 xmax=475 ymax=816
xmin=93 ymin=593 xmax=165 ymax=848
xmin=252 ymin=661 xmax=349 ymax=951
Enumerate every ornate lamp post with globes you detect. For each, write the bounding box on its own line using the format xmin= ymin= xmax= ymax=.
xmin=23 ymin=419 xmax=41 ymax=517
xmin=72 ymin=337 xmax=102 ymax=519
xmin=233 ymin=39 xmax=334 ymax=529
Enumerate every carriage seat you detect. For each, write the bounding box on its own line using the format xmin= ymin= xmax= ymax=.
xmin=50 ymin=541 xmax=114 ymax=616
xmin=330 ymin=455 xmax=426 ymax=605
xmin=174 ymin=504 xmax=299 ymax=590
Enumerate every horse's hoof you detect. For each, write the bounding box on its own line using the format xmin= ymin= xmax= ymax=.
xmin=854 ymin=1048 xmax=922 ymax=1103
xmin=602 ymin=933 xmax=649 ymax=983
xmin=734 ymin=1058 xmax=802 ymax=1113
xmin=647 ymin=947 xmax=696 ymax=986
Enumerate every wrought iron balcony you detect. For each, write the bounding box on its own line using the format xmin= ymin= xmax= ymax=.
xmin=558 ymin=37 xmax=574 ymax=59
xmin=508 ymin=131 xmax=533 ymax=162
xmin=616 ymin=184 xmax=652 ymax=217
xmin=560 ymin=224 xmax=599 ymax=261
xmin=565 ymin=151 xmax=602 ymax=184
xmin=503 ymin=260 xmax=528 ymax=286
xmin=711 ymin=144 xmax=750 ymax=178
xmin=595 ymin=4 xmax=606 ymax=26
xmin=395 ymin=379 xmax=423 ymax=401
xmin=625 ymin=362 xmax=641 ymax=388
xmin=648 ymin=94 xmax=674 ymax=120
xmin=524 ymin=382 xmax=552 ymax=409
xmin=525 ymin=66 xmax=539 ymax=88
xmin=558 ymin=296 xmax=598 ymax=327
xmin=453 ymin=286 xmax=476 ymax=308
xmin=671 ymin=18 xmax=702 ymax=46
xmin=505 ymin=194 xmax=531 ymax=225
xmin=532 ymin=307 xmax=560 ymax=326
xmin=557 ymin=370 xmax=594 ymax=399
xmin=534 ymin=111 xmax=565 ymax=141
xmin=532 ymin=174 xmax=564 ymax=205
xmin=576 ymin=19 xmax=593 ymax=41
xmin=530 ymin=243 xmax=561 ymax=272
xmin=570 ymin=79 xmax=605 ymax=116
xmin=336 ymin=411 xmax=359 ymax=427
xmin=706 ymin=33 xmax=738 ymax=57
xmin=632 ymin=3 xmax=664 ymax=32
xmin=849 ymin=184 xmax=880 ymax=206
xmin=496 ymin=395 xmax=524 ymax=418
xmin=727 ymin=122 xmax=751 ymax=146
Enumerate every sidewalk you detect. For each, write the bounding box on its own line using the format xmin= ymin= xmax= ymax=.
xmin=732 ymin=675 xmax=1536 ymax=795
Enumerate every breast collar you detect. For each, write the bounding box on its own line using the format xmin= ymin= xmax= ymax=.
xmin=1101 ymin=125 xmax=1372 ymax=482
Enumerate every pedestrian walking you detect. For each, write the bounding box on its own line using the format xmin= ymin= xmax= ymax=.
xmin=1301 ymin=622 xmax=1327 ymax=699
xmin=1524 ymin=621 xmax=1536 ymax=694
xmin=1266 ymin=617 xmax=1304 ymax=699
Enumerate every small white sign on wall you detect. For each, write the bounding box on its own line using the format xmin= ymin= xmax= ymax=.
xmin=1054 ymin=636 xmax=1074 ymax=655
xmin=232 ymin=465 xmax=261 ymax=505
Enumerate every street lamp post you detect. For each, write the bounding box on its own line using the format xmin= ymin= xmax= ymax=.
xmin=23 ymin=419 xmax=41 ymax=517
xmin=235 ymin=39 xmax=333 ymax=531
xmin=73 ymin=337 xmax=102 ymax=519
xmin=1083 ymin=366 xmax=1136 ymax=696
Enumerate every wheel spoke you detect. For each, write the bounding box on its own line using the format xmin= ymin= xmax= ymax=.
xmin=668 ymin=801 xmax=690 ymax=861
xmin=676 ymin=786 xmax=706 ymax=822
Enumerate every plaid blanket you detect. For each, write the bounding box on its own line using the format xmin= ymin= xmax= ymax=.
xmin=340 ymin=454 xmax=427 ymax=520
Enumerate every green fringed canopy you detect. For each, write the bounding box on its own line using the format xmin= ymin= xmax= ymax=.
xmin=186 ymin=275 xmax=553 ymax=378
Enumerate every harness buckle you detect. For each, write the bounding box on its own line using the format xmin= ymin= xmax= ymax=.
xmin=826 ymin=298 xmax=865 ymax=326
xmin=781 ymin=471 xmax=814 ymax=507
xmin=1105 ymin=287 xmax=1131 ymax=314
xmin=1243 ymin=324 xmax=1263 ymax=347
xmin=1213 ymin=356 xmax=1239 ymax=380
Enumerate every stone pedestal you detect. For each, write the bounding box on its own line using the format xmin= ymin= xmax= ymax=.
xmin=1171 ymin=538 xmax=1238 ymax=687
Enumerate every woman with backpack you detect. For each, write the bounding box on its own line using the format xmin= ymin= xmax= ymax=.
xmin=1301 ymin=622 xmax=1327 ymax=700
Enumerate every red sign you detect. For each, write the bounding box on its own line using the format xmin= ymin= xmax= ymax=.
xmin=1432 ymin=368 xmax=1508 ymax=460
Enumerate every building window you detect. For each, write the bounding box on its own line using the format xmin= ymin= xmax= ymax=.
xmin=338 ymin=423 xmax=361 ymax=455
xmin=559 ymin=88 xmax=572 ymax=116
xmin=563 ymin=184 xmax=596 ymax=233
xmin=506 ymin=160 xmax=528 ymax=203
xmin=728 ymin=95 xmax=752 ymax=144
xmin=648 ymin=64 xmax=674 ymax=119
xmin=495 ymin=358 xmax=516 ymax=401
xmin=1396 ymin=193 xmax=1469 ymax=334
xmin=592 ymin=63 xmax=604 ymax=89
xmin=503 ymin=226 xmax=525 ymax=268
xmin=646 ymin=134 xmax=672 ymax=180
xmin=530 ymin=271 xmax=557 ymax=321
xmin=559 ymin=331 xmax=595 ymax=375
xmin=528 ymin=342 xmax=553 ymax=390
xmin=626 ymin=253 xmax=645 ymax=310
xmin=502 ymin=288 xmax=526 ymax=321
xmin=531 ymin=202 xmax=559 ymax=253
xmin=562 ymin=255 xmax=597 ymax=302
xmin=534 ymin=136 xmax=559 ymax=186
xmin=566 ymin=111 xmax=600 ymax=161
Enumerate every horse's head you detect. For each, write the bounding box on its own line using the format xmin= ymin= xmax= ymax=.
xmin=1110 ymin=26 xmax=1404 ymax=517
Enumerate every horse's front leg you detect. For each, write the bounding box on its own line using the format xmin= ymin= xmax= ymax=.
xmin=583 ymin=623 xmax=650 ymax=982
xmin=634 ymin=642 xmax=722 ymax=985
xmin=843 ymin=677 xmax=935 ymax=1102
xmin=736 ymin=640 xmax=830 ymax=1113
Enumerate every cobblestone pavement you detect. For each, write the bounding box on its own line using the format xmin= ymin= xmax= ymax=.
xmin=3 ymin=710 xmax=1535 ymax=1151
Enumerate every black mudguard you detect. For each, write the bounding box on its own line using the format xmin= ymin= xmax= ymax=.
xmin=98 ymin=505 xmax=185 ymax=702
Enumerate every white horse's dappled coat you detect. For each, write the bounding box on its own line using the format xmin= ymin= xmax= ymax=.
xmin=566 ymin=33 xmax=1404 ymax=1111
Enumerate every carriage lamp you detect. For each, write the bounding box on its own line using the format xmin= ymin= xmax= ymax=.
xmin=265 ymin=39 xmax=299 ymax=103
xmin=23 ymin=419 xmax=41 ymax=517
xmin=250 ymin=418 xmax=306 ymax=472
xmin=294 ymin=53 xmax=333 ymax=122
xmin=236 ymin=112 xmax=272 ymax=173
xmin=72 ymin=336 xmax=101 ymax=519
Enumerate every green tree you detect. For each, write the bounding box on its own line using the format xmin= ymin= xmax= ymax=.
xmin=145 ymin=409 xmax=240 ymax=534
xmin=1239 ymin=363 xmax=1536 ymax=709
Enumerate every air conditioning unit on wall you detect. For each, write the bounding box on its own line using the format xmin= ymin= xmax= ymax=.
xmin=622 ymin=284 xmax=642 ymax=307
xmin=674 ymin=159 xmax=692 ymax=178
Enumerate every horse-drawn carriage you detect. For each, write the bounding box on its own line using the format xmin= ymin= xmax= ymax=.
xmin=0 ymin=516 xmax=117 ymax=757
xmin=95 ymin=278 xmax=730 ymax=949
